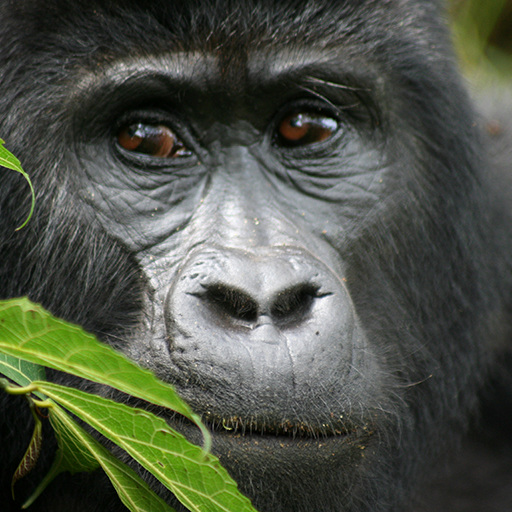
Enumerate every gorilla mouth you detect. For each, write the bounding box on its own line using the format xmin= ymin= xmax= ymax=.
xmin=200 ymin=413 xmax=358 ymax=439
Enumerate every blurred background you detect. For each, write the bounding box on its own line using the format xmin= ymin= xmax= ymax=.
xmin=450 ymin=0 xmax=512 ymax=80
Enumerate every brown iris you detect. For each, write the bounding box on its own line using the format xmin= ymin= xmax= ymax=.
xmin=118 ymin=123 xmax=190 ymax=158
xmin=277 ymin=112 xmax=338 ymax=147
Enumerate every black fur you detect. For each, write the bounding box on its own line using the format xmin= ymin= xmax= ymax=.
xmin=1 ymin=1 xmax=511 ymax=511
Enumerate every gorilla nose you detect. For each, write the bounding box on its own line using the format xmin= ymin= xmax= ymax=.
xmin=165 ymin=246 xmax=359 ymax=395
xmin=194 ymin=280 xmax=319 ymax=338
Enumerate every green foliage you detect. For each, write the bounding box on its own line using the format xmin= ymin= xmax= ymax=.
xmin=0 ymin=298 xmax=207 ymax=440
xmin=0 ymin=298 xmax=257 ymax=512
xmin=11 ymin=402 xmax=43 ymax=495
xmin=451 ymin=0 xmax=512 ymax=78
xmin=28 ymin=404 xmax=176 ymax=512
xmin=0 ymin=140 xmax=35 ymax=230
xmin=0 ymin=353 xmax=46 ymax=398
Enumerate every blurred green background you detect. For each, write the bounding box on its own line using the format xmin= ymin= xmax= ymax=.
xmin=450 ymin=0 xmax=512 ymax=80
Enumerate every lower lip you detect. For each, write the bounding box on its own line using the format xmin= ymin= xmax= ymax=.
xmin=179 ymin=420 xmax=373 ymax=465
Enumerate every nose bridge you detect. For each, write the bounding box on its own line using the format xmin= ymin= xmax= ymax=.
xmin=203 ymin=145 xmax=282 ymax=247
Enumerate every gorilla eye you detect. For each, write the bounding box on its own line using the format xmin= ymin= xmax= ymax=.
xmin=117 ymin=123 xmax=191 ymax=158
xmin=277 ymin=112 xmax=338 ymax=147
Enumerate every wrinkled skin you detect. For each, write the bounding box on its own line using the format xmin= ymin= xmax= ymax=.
xmin=1 ymin=1 xmax=511 ymax=511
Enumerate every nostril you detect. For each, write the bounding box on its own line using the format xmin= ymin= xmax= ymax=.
xmin=270 ymin=284 xmax=319 ymax=326
xmin=204 ymin=283 xmax=259 ymax=323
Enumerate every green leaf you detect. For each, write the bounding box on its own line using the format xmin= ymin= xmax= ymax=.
xmin=35 ymin=381 xmax=256 ymax=512
xmin=12 ymin=406 xmax=43 ymax=495
xmin=0 ymin=139 xmax=24 ymax=171
xmin=0 ymin=139 xmax=35 ymax=230
xmin=0 ymin=298 xmax=209 ymax=448
xmin=0 ymin=298 xmax=257 ymax=511
xmin=0 ymin=353 xmax=46 ymax=400
xmin=24 ymin=403 xmax=176 ymax=512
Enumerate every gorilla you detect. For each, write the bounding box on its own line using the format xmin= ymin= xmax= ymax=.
xmin=1 ymin=0 xmax=511 ymax=511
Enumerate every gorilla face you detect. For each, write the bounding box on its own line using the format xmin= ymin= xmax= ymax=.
xmin=82 ymin=48 xmax=391 ymax=508
xmin=0 ymin=1 xmax=506 ymax=511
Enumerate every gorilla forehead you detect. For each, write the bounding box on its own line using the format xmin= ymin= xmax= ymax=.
xmin=6 ymin=0 xmax=443 ymax=62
